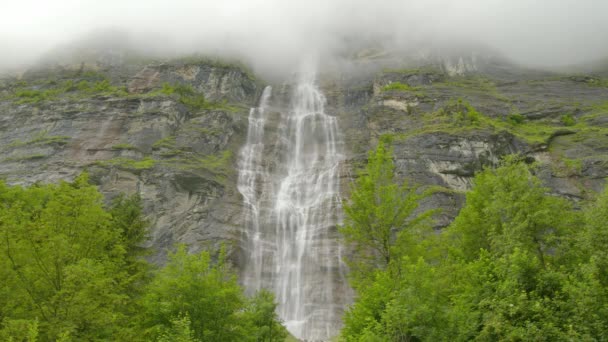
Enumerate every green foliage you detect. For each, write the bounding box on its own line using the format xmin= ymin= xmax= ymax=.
xmin=152 ymin=135 xmax=177 ymax=150
xmin=435 ymin=75 xmax=509 ymax=101
xmin=140 ymin=245 xmax=286 ymax=341
xmin=157 ymin=315 xmax=198 ymax=342
xmin=507 ymin=112 xmax=526 ymax=125
xmin=109 ymin=193 xmax=151 ymax=283
xmin=199 ymin=150 xmax=234 ymax=174
xmin=6 ymin=131 xmax=68 ymax=149
xmin=0 ymin=174 xmax=149 ymax=340
xmin=14 ymin=88 xmax=61 ymax=104
xmin=81 ymin=70 xmax=108 ymax=80
xmin=140 ymin=244 xmax=245 ymax=341
xmin=179 ymin=92 xmax=208 ymax=111
xmin=97 ymin=157 xmax=157 ymax=171
xmin=93 ymin=79 xmax=113 ymax=92
xmin=561 ymin=113 xmax=576 ymax=126
xmin=10 ymin=76 xmax=128 ymax=104
xmin=447 ymin=156 xmax=573 ymax=262
xmin=77 ymin=80 xmax=91 ymax=91
xmin=445 ymin=159 xmax=578 ymax=337
xmin=159 ymin=82 xmax=177 ymax=95
xmin=76 ymin=79 xmax=128 ymax=97
xmin=392 ymin=99 xmax=586 ymax=145
xmin=0 ymin=319 xmax=39 ymax=342
xmin=150 ymin=134 xmax=235 ymax=181
xmin=580 ymin=186 xmax=608 ymax=286
xmin=246 ymin=289 xmax=288 ymax=342
xmin=21 ymin=77 xmax=242 ymax=114
xmin=432 ymin=98 xmax=483 ymax=127
xmin=162 ymin=150 xmax=234 ymax=180
xmin=341 ymin=155 xmax=608 ymax=341
xmin=564 ymin=157 xmax=583 ymax=173
xmin=156 ymin=82 xmax=241 ymax=113
xmin=155 ymin=83 xmax=207 ymax=111
xmin=381 ymin=82 xmax=419 ymax=92
xmin=552 ymin=157 xmax=583 ymax=177
xmin=340 ymin=138 xmax=434 ymax=285
xmin=0 ymin=176 xmax=285 ymax=341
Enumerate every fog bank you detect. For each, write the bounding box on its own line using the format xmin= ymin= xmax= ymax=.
xmin=1 ymin=0 xmax=607 ymax=75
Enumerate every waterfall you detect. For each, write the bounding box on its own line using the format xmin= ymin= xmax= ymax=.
xmin=237 ymin=85 xmax=273 ymax=292
xmin=238 ymin=72 xmax=350 ymax=341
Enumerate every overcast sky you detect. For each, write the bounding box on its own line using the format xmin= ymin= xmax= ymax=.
xmin=1 ymin=0 xmax=608 ymax=73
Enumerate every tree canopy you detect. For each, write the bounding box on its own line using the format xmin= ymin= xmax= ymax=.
xmin=0 ymin=175 xmax=286 ymax=341
xmin=340 ymin=150 xmax=608 ymax=341
xmin=340 ymin=138 xmax=434 ymax=287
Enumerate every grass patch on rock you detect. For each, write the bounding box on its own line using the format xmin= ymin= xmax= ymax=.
xmin=96 ymin=157 xmax=157 ymax=171
xmin=381 ymin=82 xmax=420 ymax=92
xmin=391 ymin=98 xmax=575 ymax=145
xmin=8 ymin=131 xmax=70 ymax=148
xmin=10 ymin=77 xmax=129 ymax=104
xmin=433 ymin=75 xmax=510 ymax=101
xmin=153 ymin=83 xmax=241 ymax=113
xmin=162 ymin=150 xmax=233 ymax=173
xmin=152 ymin=136 xmax=177 ymax=150
xmin=161 ymin=150 xmax=234 ymax=184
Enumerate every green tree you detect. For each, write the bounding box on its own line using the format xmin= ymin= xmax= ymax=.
xmin=580 ymin=185 xmax=608 ymax=285
xmin=157 ymin=315 xmax=198 ymax=342
xmin=560 ymin=186 xmax=608 ymax=339
xmin=340 ymin=138 xmax=433 ymax=285
xmin=340 ymin=139 xmax=436 ymax=341
xmin=141 ymin=245 xmax=254 ymax=341
xmin=0 ymin=174 xmax=149 ymax=340
xmin=447 ymin=156 xmax=573 ymax=264
xmin=110 ymin=193 xmax=150 ymax=261
xmin=0 ymin=175 xmax=285 ymax=341
xmin=441 ymin=158 xmax=601 ymax=340
xmin=341 ymin=155 xmax=608 ymax=341
xmin=0 ymin=319 xmax=39 ymax=342
xmin=246 ymin=289 xmax=288 ymax=342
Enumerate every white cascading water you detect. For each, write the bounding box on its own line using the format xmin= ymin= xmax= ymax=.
xmin=238 ymin=71 xmax=349 ymax=341
xmin=238 ymin=85 xmax=273 ymax=292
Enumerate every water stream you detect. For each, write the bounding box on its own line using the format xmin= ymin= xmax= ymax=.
xmin=238 ymin=72 xmax=349 ymax=341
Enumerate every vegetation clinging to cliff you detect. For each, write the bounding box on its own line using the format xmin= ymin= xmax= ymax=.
xmin=340 ymin=148 xmax=608 ymax=341
xmin=156 ymin=82 xmax=241 ymax=113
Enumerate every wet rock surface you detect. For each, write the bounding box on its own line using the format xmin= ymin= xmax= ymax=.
xmin=0 ymin=59 xmax=259 ymax=263
xmin=1 ymin=56 xmax=607 ymax=264
xmin=322 ymin=60 xmax=608 ymax=229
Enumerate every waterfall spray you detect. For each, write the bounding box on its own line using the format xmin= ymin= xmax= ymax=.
xmin=238 ymin=71 xmax=350 ymax=341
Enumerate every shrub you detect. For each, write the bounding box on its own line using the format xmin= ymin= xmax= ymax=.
xmin=561 ymin=114 xmax=576 ymax=126
xmin=382 ymin=82 xmax=418 ymax=92
xmin=507 ymin=112 xmax=526 ymax=125
xmin=451 ymin=99 xmax=481 ymax=126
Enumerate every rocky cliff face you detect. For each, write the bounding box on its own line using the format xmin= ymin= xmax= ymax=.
xmin=321 ymin=61 xmax=608 ymax=229
xmin=1 ymin=55 xmax=607 ymax=265
xmin=0 ymin=59 xmax=259 ymax=262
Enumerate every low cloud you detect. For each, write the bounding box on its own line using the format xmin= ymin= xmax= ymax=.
xmin=1 ymin=0 xmax=607 ymax=76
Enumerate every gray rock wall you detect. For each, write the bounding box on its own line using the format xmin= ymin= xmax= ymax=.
xmin=1 ymin=57 xmax=607 ymax=266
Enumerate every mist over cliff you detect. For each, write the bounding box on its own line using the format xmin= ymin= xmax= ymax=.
xmin=2 ymin=0 xmax=608 ymax=77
